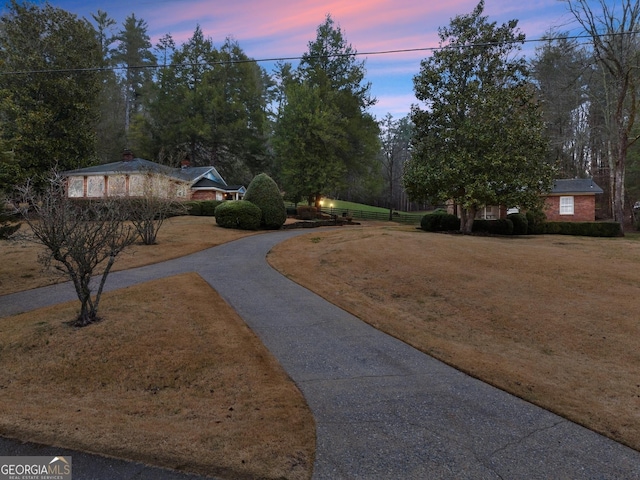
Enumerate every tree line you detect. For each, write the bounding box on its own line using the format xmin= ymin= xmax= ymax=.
xmin=0 ymin=1 xmax=384 ymax=206
xmin=1 ymin=0 xmax=639 ymax=228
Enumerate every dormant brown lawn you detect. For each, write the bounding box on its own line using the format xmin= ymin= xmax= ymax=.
xmin=0 ymin=217 xmax=314 ymax=479
xmin=268 ymin=224 xmax=640 ymax=452
xmin=3 ymin=215 xmax=640 ymax=479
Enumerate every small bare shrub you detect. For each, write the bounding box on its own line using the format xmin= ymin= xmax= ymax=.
xmin=19 ymin=172 xmax=138 ymax=326
xmin=124 ymin=196 xmax=187 ymax=245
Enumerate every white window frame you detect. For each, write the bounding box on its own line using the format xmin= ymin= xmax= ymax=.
xmin=129 ymin=174 xmax=145 ymax=197
xmin=559 ymin=196 xmax=574 ymax=215
xmin=86 ymin=176 xmax=105 ymax=198
xmin=67 ymin=176 xmax=84 ymax=198
xmin=108 ymin=174 xmax=127 ymax=197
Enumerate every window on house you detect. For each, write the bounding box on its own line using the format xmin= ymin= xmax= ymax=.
xmin=560 ymin=196 xmax=574 ymax=215
xmin=87 ymin=176 xmax=105 ymax=197
xmin=67 ymin=177 xmax=84 ymax=197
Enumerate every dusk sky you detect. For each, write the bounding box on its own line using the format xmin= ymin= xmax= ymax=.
xmin=7 ymin=0 xmax=587 ymax=119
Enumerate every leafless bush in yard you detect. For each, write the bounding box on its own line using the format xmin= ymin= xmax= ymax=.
xmin=19 ymin=172 xmax=138 ymax=327
xmin=124 ymin=195 xmax=188 ymax=245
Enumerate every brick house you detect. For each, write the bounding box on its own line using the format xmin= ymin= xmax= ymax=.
xmin=543 ymin=178 xmax=603 ymax=222
xmin=64 ymin=150 xmax=245 ymax=201
xmin=447 ymin=178 xmax=603 ymax=222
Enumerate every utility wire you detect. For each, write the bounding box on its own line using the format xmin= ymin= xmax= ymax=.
xmin=0 ymin=31 xmax=635 ymax=76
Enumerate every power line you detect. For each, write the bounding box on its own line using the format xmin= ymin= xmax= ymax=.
xmin=0 ymin=31 xmax=635 ymax=76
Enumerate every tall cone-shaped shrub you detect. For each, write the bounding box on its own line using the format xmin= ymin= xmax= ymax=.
xmin=244 ymin=173 xmax=286 ymax=229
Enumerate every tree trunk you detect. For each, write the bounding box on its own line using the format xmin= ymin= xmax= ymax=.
xmin=611 ymin=125 xmax=627 ymax=233
xmin=613 ymin=154 xmax=625 ymax=232
xmin=461 ymin=205 xmax=477 ymax=234
xmin=76 ymin=283 xmax=98 ymax=327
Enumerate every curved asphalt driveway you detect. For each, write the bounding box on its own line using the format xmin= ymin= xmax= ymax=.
xmin=2 ymin=229 xmax=640 ymax=479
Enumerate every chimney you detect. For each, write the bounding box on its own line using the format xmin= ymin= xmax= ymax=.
xmin=180 ymin=158 xmax=191 ymax=169
xmin=122 ymin=149 xmax=134 ymax=162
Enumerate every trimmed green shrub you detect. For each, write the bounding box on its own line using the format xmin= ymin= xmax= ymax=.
xmin=185 ymin=200 xmax=223 ymax=216
xmin=214 ymin=200 xmax=261 ymax=230
xmin=541 ymin=221 xmax=621 ymax=237
xmin=243 ymin=173 xmax=286 ymax=229
xmin=471 ymin=219 xmax=491 ymax=233
xmin=185 ymin=201 xmax=202 ymax=216
xmin=494 ymin=219 xmax=514 ymax=235
xmin=201 ymin=200 xmax=222 ymax=216
xmin=472 ymin=219 xmax=514 ymax=235
xmin=420 ymin=211 xmax=461 ymax=232
xmin=525 ymin=209 xmax=546 ymax=235
xmin=507 ymin=213 xmax=528 ymax=235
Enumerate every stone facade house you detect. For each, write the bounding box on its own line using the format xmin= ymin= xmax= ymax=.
xmin=64 ymin=151 xmax=245 ymax=201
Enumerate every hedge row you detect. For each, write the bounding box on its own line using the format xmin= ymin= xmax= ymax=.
xmin=420 ymin=211 xmax=460 ymax=232
xmin=540 ymin=221 xmax=621 ymax=237
xmin=507 ymin=213 xmax=528 ymax=235
xmin=472 ymin=218 xmax=514 ymax=235
xmin=474 ymin=218 xmax=621 ymax=237
xmin=184 ymin=200 xmax=224 ymax=216
xmin=214 ymin=200 xmax=261 ymax=230
xmin=420 ymin=211 xmax=621 ymax=237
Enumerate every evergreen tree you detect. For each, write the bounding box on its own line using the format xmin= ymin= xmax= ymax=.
xmin=112 ymin=14 xmax=156 ymax=133
xmin=90 ymin=10 xmax=126 ymax=163
xmin=92 ymin=9 xmax=117 ymax=59
xmin=274 ymin=15 xmax=380 ymax=205
xmin=0 ymin=1 xmax=102 ymax=184
xmin=133 ymin=27 xmax=271 ymax=184
xmin=532 ymin=33 xmax=590 ymax=178
xmin=379 ymin=114 xmax=413 ymax=217
xmin=404 ymin=1 xmax=553 ymax=233
xmin=273 ymin=82 xmax=348 ymax=205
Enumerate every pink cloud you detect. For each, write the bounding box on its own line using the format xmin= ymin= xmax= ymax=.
xmin=133 ymin=0 xmax=571 ymax=120
xmin=145 ymin=0 xmax=478 ymax=58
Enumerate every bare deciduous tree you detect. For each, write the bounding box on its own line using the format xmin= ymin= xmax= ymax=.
xmin=126 ymin=194 xmax=187 ymax=245
xmin=379 ymin=113 xmax=413 ymax=220
xmin=19 ymin=172 xmax=138 ymax=327
xmin=565 ymin=0 xmax=640 ymax=231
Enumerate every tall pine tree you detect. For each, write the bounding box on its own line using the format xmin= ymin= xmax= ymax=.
xmin=0 ymin=0 xmax=102 ymax=184
xmin=274 ymin=15 xmax=380 ymax=205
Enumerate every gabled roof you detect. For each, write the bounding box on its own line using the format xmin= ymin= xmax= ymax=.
xmin=192 ymin=178 xmax=245 ymax=193
xmin=64 ymin=158 xmax=222 ymax=186
xmin=65 ymin=158 xmax=168 ymax=176
xmin=550 ymin=178 xmax=603 ymax=195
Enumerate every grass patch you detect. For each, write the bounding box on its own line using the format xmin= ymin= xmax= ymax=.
xmin=268 ymin=225 xmax=640 ymax=452
xmin=0 ymin=273 xmax=314 ymax=479
xmin=0 ymin=216 xmax=311 ymax=478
